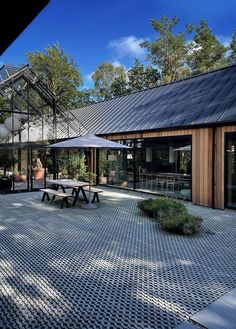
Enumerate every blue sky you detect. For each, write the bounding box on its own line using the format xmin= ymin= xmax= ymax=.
xmin=1 ymin=0 xmax=236 ymax=88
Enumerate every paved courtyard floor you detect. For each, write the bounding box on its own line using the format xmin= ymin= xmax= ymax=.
xmin=0 ymin=187 xmax=236 ymax=329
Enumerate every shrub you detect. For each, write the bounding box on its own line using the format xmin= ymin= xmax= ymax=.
xmin=152 ymin=197 xmax=187 ymax=218
xmin=137 ymin=198 xmax=157 ymax=217
xmin=137 ymin=197 xmax=186 ymax=218
xmin=137 ymin=196 xmax=203 ymax=235
xmin=159 ymin=212 xmax=203 ymax=235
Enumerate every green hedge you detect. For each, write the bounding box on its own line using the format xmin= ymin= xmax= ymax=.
xmin=137 ymin=197 xmax=203 ymax=235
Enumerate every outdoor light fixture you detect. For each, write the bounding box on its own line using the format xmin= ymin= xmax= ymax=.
xmin=4 ymin=116 xmax=21 ymax=131
xmin=0 ymin=124 xmax=9 ymax=139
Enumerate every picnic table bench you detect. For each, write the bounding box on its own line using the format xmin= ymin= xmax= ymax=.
xmin=40 ymin=188 xmax=73 ymax=209
xmin=72 ymin=186 xmax=103 ymax=205
xmin=83 ymin=186 xmax=103 ymax=203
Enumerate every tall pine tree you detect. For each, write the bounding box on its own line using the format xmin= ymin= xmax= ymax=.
xmin=140 ymin=16 xmax=192 ymax=83
xmin=188 ymin=20 xmax=229 ymax=73
xmin=229 ymin=30 xmax=236 ymax=63
xmin=127 ymin=59 xmax=160 ymax=91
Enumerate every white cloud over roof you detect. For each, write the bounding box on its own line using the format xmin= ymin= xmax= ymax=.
xmin=108 ymin=35 xmax=146 ymax=59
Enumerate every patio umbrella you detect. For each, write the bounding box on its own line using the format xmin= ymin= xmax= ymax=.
xmin=172 ymin=145 xmax=191 ymax=152
xmin=47 ymin=133 xmax=132 ymax=209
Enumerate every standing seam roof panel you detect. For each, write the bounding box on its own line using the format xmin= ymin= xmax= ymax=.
xmin=72 ymin=65 xmax=236 ymax=135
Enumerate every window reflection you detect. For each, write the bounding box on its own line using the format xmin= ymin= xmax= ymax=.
xmin=226 ymin=133 xmax=236 ymax=209
xmin=98 ymin=136 xmax=192 ymax=201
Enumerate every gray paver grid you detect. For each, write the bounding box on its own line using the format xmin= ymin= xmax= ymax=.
xmin=0 ymin=187 xmax=236 ymax=329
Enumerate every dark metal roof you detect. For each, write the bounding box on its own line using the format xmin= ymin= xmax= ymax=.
xmin=72 ymin=65 xmax=236 ymax=135
xmin=0 ymin=0 xmax=50 ymax=55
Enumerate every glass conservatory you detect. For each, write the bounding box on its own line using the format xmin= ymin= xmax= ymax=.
xmin=0 ymin=64 xmax=86 ymax=193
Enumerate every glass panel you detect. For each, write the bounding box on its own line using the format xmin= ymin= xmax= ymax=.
xmin=135 ymin=136 xmax=192 ymax=200
xmin=98 ymin=140 xmax=134 ymax=189
xmin=31 ymin=148 xmax=46 ymax=190
xmin=12 ymin=147 xmax=28 ymax=191
xmin=54 ymin=149 xmax=92 ymax=183
xmin=225 ymin=133 xmax=236 ymax=209
xmin=98 ymin=136 xmax=191 ymax=200
xmin=0 ymin=145 xmax=29 ymax=192
xmin=0 ymin=147 xmax=14 ymax=192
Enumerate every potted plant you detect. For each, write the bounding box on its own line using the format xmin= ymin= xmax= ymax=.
xmin=32 ymin=157 xmax=45 ymax=180
xmin=99 ymin=152 xmax=109 ymax=184
xmin=20 ymin=168 xmax=27 ymax=181
xmin=0 ymin=175 xmax=12 ymax=191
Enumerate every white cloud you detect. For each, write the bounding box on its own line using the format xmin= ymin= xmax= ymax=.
xmin=85 ymin=71 xmax=94 ymax=81
xmin=112 ymin=60 xmax=126 ymax=69
xmin=217 ymin=35 xmax=232 ymax=47
xmin=108 ymin=36 xmax=146 ymax=59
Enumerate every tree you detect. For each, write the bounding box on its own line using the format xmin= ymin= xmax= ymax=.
xmin=92 ymin=62 xmax=127 ymax=100
xmin=127 ymin=59 xmax=160 ymax=91
xmin=140 ymin=16 xmax=192 ymax=83
xmin=77 ymin=89 xmax=96 ymax=107
xmin=27 ymin=43 xmax=83 ymax=109
xmin=188 ymin=20 xmax=229 ymax=73
xmin=229 ymin=30 xmax=236 ymax=63
xmin=111 ymin=76 xmax=129 ymax=97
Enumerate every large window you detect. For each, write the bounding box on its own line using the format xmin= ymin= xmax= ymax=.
xmin=98 ymin=136 xmax=192 ymax=200
xmin=98 ymin=140 xmax=134 ymax=188
xmin=225 ymin=132 xmax=236 ymax=209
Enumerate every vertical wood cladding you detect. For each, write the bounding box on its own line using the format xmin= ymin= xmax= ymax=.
xmin=192 ymin=128 xmax=213 ymax=207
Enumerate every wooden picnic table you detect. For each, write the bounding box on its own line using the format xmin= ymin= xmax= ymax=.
xmin=46 ymin=179 xmax=89 ymax=205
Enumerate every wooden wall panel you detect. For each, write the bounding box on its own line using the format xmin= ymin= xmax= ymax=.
xmin=103 ymin=129 xmax=193 ymax=141
xmin=190 ymin=128 xmax=213 ymax=207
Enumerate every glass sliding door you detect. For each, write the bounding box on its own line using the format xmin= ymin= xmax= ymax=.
xmin=135 ymin=136 xmax=192 ymax=200
xmin=97 ymin=136 xmax=192 ymax=200
xmin=98 ymin=140 xmax=134 ymax=189
xmin=225 ymin=132 xmax=236 ymax=209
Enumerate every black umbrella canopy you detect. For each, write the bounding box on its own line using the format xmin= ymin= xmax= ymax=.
xmin=48 ymin=133 xmax=132 ymax=149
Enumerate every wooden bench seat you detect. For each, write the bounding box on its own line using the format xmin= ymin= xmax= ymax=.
xmin=72 ymin=186 xmax=103 ymax=203
xmin=80 ymin=186 xmax=103 ymax=203
xmin=40 ymin=188 xmax=73 ymax=208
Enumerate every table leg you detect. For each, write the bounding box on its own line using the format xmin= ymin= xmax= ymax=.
xmin=80 ymin=187 xmax=88 ymax=203
xmin=60 ymin=185 xmax=66 ymax=193
xmin=72 ymin=188 xmax=79 ymax=206
xmin=72 ymin=187 xmax=88 ymax=205
xmin=41 ymin=192 xmax=50 ymax=202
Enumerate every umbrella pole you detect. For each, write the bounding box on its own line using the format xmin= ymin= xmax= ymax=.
xmin=81 ymin=148 xmax=98 ymax=209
